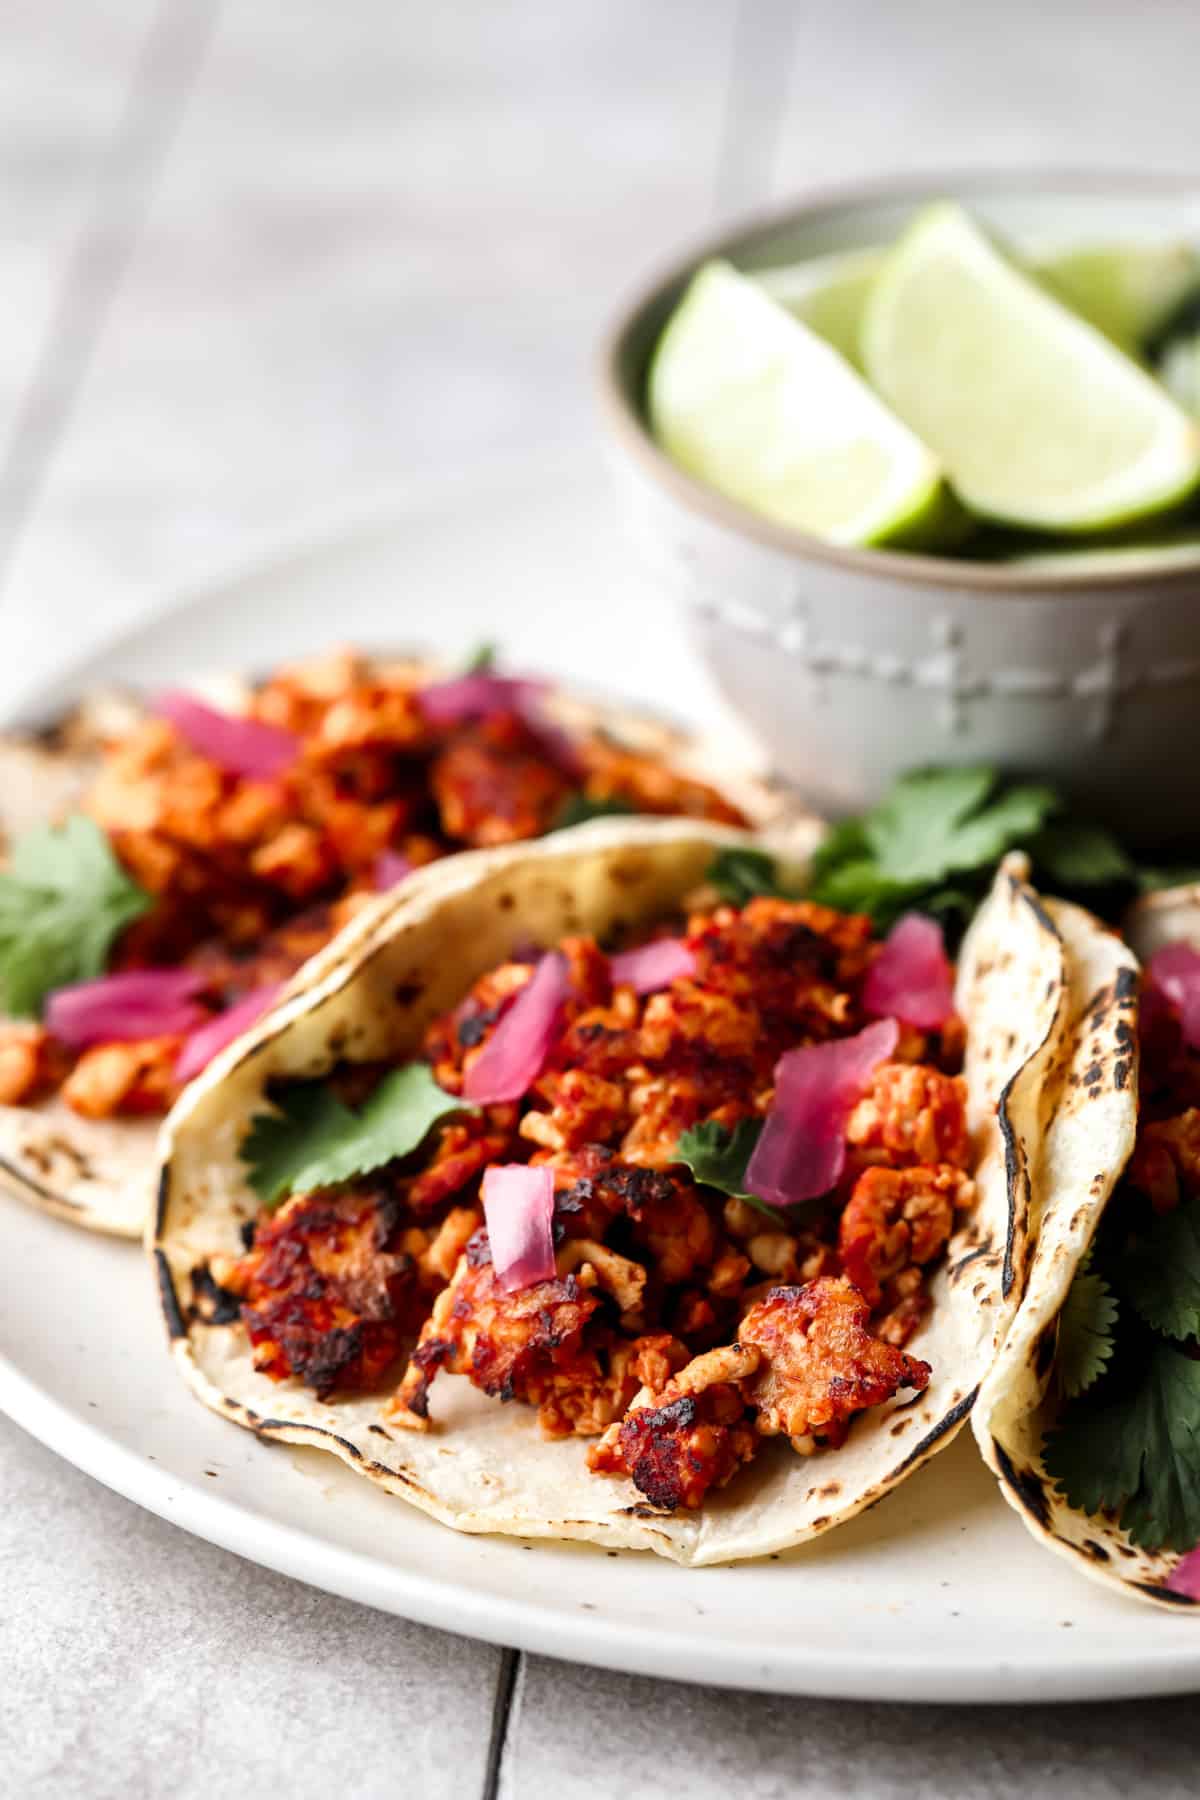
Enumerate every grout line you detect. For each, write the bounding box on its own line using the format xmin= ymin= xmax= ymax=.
xmin=480 ymin=1646 xmax=522 ymax=1800
xmin=712 ymin=0 xmax=800 ymax=221
xmin=0 ymin=0 xmax=218 ymax=599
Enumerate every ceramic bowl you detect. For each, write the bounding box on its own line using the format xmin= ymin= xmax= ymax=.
xmin=598 ymin=172 xmax=1200 ymax=845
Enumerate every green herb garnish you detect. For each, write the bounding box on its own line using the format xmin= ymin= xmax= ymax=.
xmin=461 ymin=642 xmax=496 ymax=674
xmin=0 ymin=816 xmax=153 ymax=1017
xmin=707 ymin=847 xmax=792 ymax=906
xmin=243 ymin=1063 xmax=470 ymax=1207
xmin=675 ymin=1118 xmax=787 ymax=1225
xmin=1124 ymin=1197 xmax=1200 ymax=1342
xmin=552 ymin=794 xmax=636 ymax=831
xmin=1044 ymin=1343 xmax=1200 ymax=1553
xmin=806 ymin=766 xmax=1139 ymax=933
xmin=1055 ymin=1262 xmax=1118 ymax=1400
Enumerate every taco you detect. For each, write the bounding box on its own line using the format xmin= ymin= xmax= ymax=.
xmin=0 ymin=650 xmax=791 ymax=1238
xmin=972 ymin=887 xmax=1200 ymax=1610
xmin=154 ymin=821 xmax=1066 ymax=1564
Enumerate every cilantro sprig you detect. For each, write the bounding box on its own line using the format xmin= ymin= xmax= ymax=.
xmin=1055 ymin=1262 xmax=1118 ymax=1400
xmin=707 ymin=847 xmax=794 ymax=906
xmin=0 ymin=815 xmax=153 ymax=1017
xmin=675 ymin=1118 xmax=788 ymax=1226
xmin=1044 ymin=1343 xmax=1200 ymax=1553
xmin=1124 ymin=1197 xmax=1200 ymax=1343
xmin=552 ymin=794 xmax=636 ymax=831
xmin=1046 ymin=1189 xmax=1200 ymax=1553
xmin=242 ymin=1063 xmax=469 ymax=1207
xmin=802 ymin=766 xmax=1156 ymax=935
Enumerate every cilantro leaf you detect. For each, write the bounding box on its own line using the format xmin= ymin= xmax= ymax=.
xmin=1125 ymin=1196 xmax=1200 ymax=1342
xmin=707 ymin=848 xmax=791 ymax=906
xmin=675 ymin=1118 xmax=787 ymax=1225
xmin=552 ymin=794 xmax=635 ymax=831
xmin=461 ymin=642 xmax=496 ymax=673
xmin=1056 ymin=1265 xmax=1118 ymax=1399
xmin=1137 ymin=863 xmax=1200 ymax=894
xmin=864 ymin=770 xmax=1057 ymax=886
xmin=863 ymin=766 xmax=998 ymax=884
xmin=0 ymin=815 xmax=153 ymax=1018
xmin=1030 ymin=821 xmax=1134 ymax=888
xmin=1044 ymin=1344 xmax=1200 ymax=1552
xmin=243 ymin=1063 xmax=470 ymax=1207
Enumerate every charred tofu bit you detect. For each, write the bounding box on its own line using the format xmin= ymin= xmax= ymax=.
xmin=389 ymin=1232 xmax=601 ymax=1426
xmin=738 ymin=1277 xmax=931 ymax=1451
xmin=587 ymin=1344 xmax=760 ymax=1510
xmin=223 ymin=1188 xmax=427 ymax=1398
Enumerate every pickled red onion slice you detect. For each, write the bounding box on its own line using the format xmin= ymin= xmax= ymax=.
xmin=609 ymin=937 xmax=696 ymax=994
xmin=745 ymin=1018 xmax=900 ymax=1209
xmin=175 ymin=983 xmax=284 ymax=1083
xmin=46 ymin=969 xmax=208 ymax=1048
xmin=157 ymin=691 xmax=299 ymax=779
xmin=482 ymin=1164 xmax=556 ymax=1293
xmin=374 ymin=850 xmax=414 ymax=891
xmin=415 ymin=672 xmax=584 ymax=777
xmin=864 ymin=913 xmax=956 ymax=1030
xmin=1148 ymin=942 xmax=1200 ymax=1050
xmin=462 ymin=951 xmax=569 ymax=1104
xmin=416 ymin=673 xmax=547 ymax=726
xmin=1167 ymin=1546 xmax=1200 ymax=1600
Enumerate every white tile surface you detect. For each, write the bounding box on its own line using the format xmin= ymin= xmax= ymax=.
xmin=502 ymin=1654 xmax=1200 ymax=1800
xmin=2 ymin=0 xmax=740 ymax=646
xmin=1 ymin=1414 xmax=501 ymax=1800
xmin=0 ymin=0 xmax=159 ymax=447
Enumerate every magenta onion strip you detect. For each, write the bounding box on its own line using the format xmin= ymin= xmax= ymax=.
xmin=863 ymin=913 xmax=956 ymax=1030
xmin=156 ymin=690 xmax=299 ymax=780
xmin=609 ymin=937 xmax=696 ymax=994
xmin=462 ymin=951 xmax=569 ymax=1104
xmin=175 ymin=982 xmax=284 ymax=1083
xmin=745 ymin=1017 xmax=899 ymax=1210
xmin=482 ymin=1163 xmax=556 ymax=1293
xmin=46 ymin=969 xmax=209 ymax=1049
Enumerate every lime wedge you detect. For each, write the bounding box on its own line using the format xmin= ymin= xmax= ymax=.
xmin=1031 ymin=240 xmax=1200 ymax=351
xmin=756 ymin=248 xmax=882 ymax=367
xmin=1160 ymin=331 xmax=1200 ymax=416
xmin=862 ymin=204 xmax=1200 ymax=533
xmin=758 ymin=239 xmax=1200 ymax=368
xmin=648 ymin=261 xmax=956 ymax=548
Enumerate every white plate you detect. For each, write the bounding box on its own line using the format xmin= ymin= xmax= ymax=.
xmin=1 ymin=453 xmax=1197 ymax=1702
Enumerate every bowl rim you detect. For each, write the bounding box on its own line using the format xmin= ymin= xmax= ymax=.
xmin=597 ymin=166 xmax=1200 ymax=596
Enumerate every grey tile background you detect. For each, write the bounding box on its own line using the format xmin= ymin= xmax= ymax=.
xmin=2 ymin=3 xmax=1199 ymax=1792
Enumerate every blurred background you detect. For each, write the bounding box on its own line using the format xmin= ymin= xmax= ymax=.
xmin=3 ymin=0 xmax=1200 ymax=666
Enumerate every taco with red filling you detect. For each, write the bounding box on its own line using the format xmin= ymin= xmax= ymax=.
xmin=0 ymin=649 xmax=791 ymax=1237
xmin=973 ymin=883 xmax=1200 ymax=1611
xmin=153 ymin=820 xmax=1067 ymax=1563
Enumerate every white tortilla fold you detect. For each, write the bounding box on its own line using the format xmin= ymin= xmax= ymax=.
xmin=971 ymin=896 xmax=1200 ymax=1611
xmin=0 ymin=667 xmax=803 ymax=1239
xmin=154 ymin=827 xmax=1066 ymax=1565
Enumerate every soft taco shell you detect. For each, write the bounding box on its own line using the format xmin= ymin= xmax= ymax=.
xmin=154 ymin=823 xmax=1066 ymax=1565
xmin=0 ymin=662 xmax=805 ymax=1239
xmin=969 ymin=897 xmax=1198 ymax=1610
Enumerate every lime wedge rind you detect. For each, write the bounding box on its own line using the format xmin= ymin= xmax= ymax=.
xmin=861 ymin=204 xmax=1200 ymax=535
xmin=647 ymin=261 xmax=955 ymax=549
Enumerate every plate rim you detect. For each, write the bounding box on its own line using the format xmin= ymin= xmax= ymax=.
xmin=3 ymin=456 xmax=1199 ymax=1703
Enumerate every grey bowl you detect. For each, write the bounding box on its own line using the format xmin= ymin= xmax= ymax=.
xmin=598 ymin=171 xmax=1200 ymax=845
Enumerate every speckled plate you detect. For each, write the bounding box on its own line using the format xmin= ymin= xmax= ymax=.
xmin=1 ymin=454 xmax=1198 ymax=1701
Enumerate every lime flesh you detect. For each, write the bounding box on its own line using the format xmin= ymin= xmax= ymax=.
xmin=756 ymin=249 xmax=881 ymax=367
xmin=861 ymin=204 xmax=1200 ymax=534
xmin=758 ymin=238 xmax=1200 ymax=368
xmin=647 ymin=261 xmax=954 ymax=548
